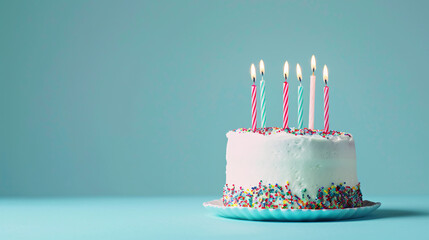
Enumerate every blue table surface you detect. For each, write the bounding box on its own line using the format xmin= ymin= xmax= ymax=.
xmin=0 ymin=195 xmax=428 ymax=240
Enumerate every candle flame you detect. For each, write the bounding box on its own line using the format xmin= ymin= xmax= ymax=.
xmin=296 ymin=64 xmax=302 ymax=81
xmin=283 ymin=61 xmax=289 ymax=80
xmin=311 ymin=55 xmax=316 ymax=73
xmin=259 ymin=60 xmax=265 ymax=75
xmin=250 ymin=64 xmax=256 ymax=82
xmin=323 ymin=65 xmax=328 ymax=83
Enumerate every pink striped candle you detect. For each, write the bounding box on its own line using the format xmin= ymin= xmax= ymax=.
xmin=250 ymin=64 xmax=257 ymax=131
xmin=323 ymin=65 xmax=329 ymax=133
xmin=283 ymin=61 xmax=289 ymax=129
xmin=324 ymin=85 xmax=329 ymax=133
xmin=283 ymin=82 xmax=289 ymax=129
xmin=252 ymin=84 xmax=257 ymax=131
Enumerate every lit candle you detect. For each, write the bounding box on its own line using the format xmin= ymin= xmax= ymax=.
xmin=250 ymin=64 xmax=257 ymax=131
xmin=259 ymin=60 xmax=266 ymax=129
xmin=323 ymin=65 xmax=329 ymax=133
xmin=283 ymin=61 xmax=289 ymax=129
xmin=309 ymin=55 xmax=316 ymax=129
xmin=296 ymin=63 xmax=303 ymax=129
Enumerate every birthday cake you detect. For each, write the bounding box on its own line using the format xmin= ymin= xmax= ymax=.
xmin=222 ymin=57 xmax=363 ymax=209
xmin=223 ymin=127 xmax=363 ymax=209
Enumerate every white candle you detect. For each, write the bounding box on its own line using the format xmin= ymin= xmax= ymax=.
xmin=309 ymin=55 xmax=316 ymax=129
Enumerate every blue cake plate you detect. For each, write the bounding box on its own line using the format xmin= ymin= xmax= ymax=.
xmin=203 ymin=199 xmax=381 ymax=221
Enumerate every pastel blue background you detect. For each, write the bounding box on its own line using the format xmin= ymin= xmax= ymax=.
xmin=1 ymin=196 xmax=428 ymax=239
xmin=0 ymin=0 xmax=428 ymax=197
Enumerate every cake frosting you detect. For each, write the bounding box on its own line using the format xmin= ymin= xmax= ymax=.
xmin=223 ymin=127 xmax=363 ymax=209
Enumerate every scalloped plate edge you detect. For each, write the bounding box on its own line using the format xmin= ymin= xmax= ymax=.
xmin=203 ymin=199 xmax=381 ymax=221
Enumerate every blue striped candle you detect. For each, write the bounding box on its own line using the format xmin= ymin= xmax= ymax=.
xmin=296 ymin=64 xmax=303 ymax=129
xmin=259 ymin=60 xmax=266 ymax=128
xmin=260 ymin=78 xmax=266 ymax=128
xmin=298 ymin=84 xmax=304 ymax=129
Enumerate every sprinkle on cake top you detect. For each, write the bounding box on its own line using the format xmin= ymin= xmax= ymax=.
xmin=231 ymin=127 xmax=352 ymax=138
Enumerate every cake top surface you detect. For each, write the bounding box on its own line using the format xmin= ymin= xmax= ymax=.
xmin=228 ymin=127 xmax=352 ymax=139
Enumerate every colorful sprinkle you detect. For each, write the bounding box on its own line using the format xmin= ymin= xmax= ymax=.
xmin=231 ymin=127 xmax=352 ymax=139
xmin=223 ymin=181 xmax=363 ymax=209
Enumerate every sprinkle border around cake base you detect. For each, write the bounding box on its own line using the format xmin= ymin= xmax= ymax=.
xmin=223 ymin=181 xmax=363 ymax=209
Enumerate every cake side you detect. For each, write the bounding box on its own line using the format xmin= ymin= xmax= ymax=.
xmin=223 ymin=181 xmax=362 ymax=209
xmin=224 ymin=127 xmax=362 ymax=209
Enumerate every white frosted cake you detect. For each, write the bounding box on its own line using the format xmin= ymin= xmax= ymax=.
xmin=223 ymin=127 xmax=363 ymax=209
